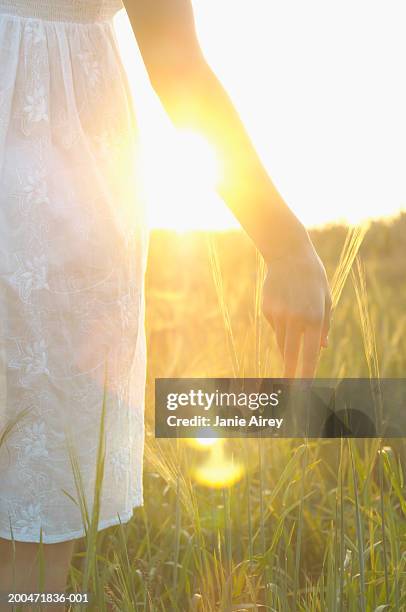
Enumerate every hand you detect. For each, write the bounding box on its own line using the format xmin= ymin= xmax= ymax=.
xmin=262 ymin=236 xmax=332 ymax=378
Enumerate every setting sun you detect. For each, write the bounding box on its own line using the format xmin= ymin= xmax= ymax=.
xmin=114 ymin=1 xmax=406 ymax=230
xmin=138 ymin=128 xmax=233 ymax=231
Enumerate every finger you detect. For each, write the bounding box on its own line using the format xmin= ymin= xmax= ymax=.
xmin=321 ymin=295 xmax=333 ymax=348
xmin=283 ymin=318 xmax=303 ymax=378
xmin=302 ymin=321 xmax=323 ymax=378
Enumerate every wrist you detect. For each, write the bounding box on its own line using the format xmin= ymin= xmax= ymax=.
xmin=260 ymin=216 xmax=311 ymax=267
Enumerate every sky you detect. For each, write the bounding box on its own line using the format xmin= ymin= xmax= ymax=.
xmin=114 ymin=1 xmax=406 ymax=230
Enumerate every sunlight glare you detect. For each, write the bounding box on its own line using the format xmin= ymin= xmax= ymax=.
xmin=113 ymin=8 xmax=238 ymax=231
xmin=186 ymin=436 xmax=220 ymax=449
xmin=191 ymin=442 xmax=244 ymax=488
xmin=115 ymin=2 xmax=406 ymax=230
xmin=139 ymin=128 xmax=229 ymax=231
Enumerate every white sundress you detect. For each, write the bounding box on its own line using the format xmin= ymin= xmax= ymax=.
xmin=0 ymin=0 xmax=149 ymax=543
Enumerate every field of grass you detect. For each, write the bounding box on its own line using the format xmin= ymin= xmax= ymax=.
xmin=8 ymin=214 xmax=406 ymax=610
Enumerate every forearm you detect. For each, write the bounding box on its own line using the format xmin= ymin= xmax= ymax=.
xmin=149 ymin=60 xmax=310 ymax=261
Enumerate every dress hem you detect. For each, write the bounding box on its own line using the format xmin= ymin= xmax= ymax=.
xmin=0 ymin=494 xmax=144 ymax=544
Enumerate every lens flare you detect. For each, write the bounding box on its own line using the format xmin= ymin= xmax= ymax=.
xmin=185 ymin=436 xmax=220 ymax=450
xmin=191 ymin=441 xmax=244 ymax=488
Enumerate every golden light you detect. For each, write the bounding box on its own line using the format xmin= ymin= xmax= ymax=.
xmin=191 ymin=441 xmax=244 ymax=488
xmin=113 ymin=8 xmax=238 ymax=232
xmin=138 ymin=127 xmax=228 ymax=231
xmin=185 ymin=436 xmax=221 ymax=450
xmin=114 ymin=4 xmax=406 ymax=231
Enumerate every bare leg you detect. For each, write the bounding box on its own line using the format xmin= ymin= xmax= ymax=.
xmin=0 ymin=538 xmax=75 ymax=612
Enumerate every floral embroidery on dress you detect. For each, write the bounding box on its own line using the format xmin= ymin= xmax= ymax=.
xmin=0 ymin=0 xmax=147 ymax=544
xmin=77 ymin=51 xmax=101 ymax=89
xmin=13 ymin=502 xmax=42 ymax=536
xmin=16 ymin=167 xmax=50 ymax=215
xmin=24 ymin=20 xmax=46 ymax=44
xmin=21 ymin=421 xmax=48 ymax=459
xmin=8 ymin=255 xmax=49 ymax=303
xmin=9 ymin=339 xmax=50 ymax=384
xmin=23 ymin=85 xmax=48 ymax=124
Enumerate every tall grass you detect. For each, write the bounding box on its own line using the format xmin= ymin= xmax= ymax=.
xmin=1 ymin=215 xmax=406 ymax=610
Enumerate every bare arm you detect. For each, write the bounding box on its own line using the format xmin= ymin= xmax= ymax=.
xmin=123 ymin=0 xmax=309 ymax=263
xmin=122 ymin=0 xmax=332 ymax=377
